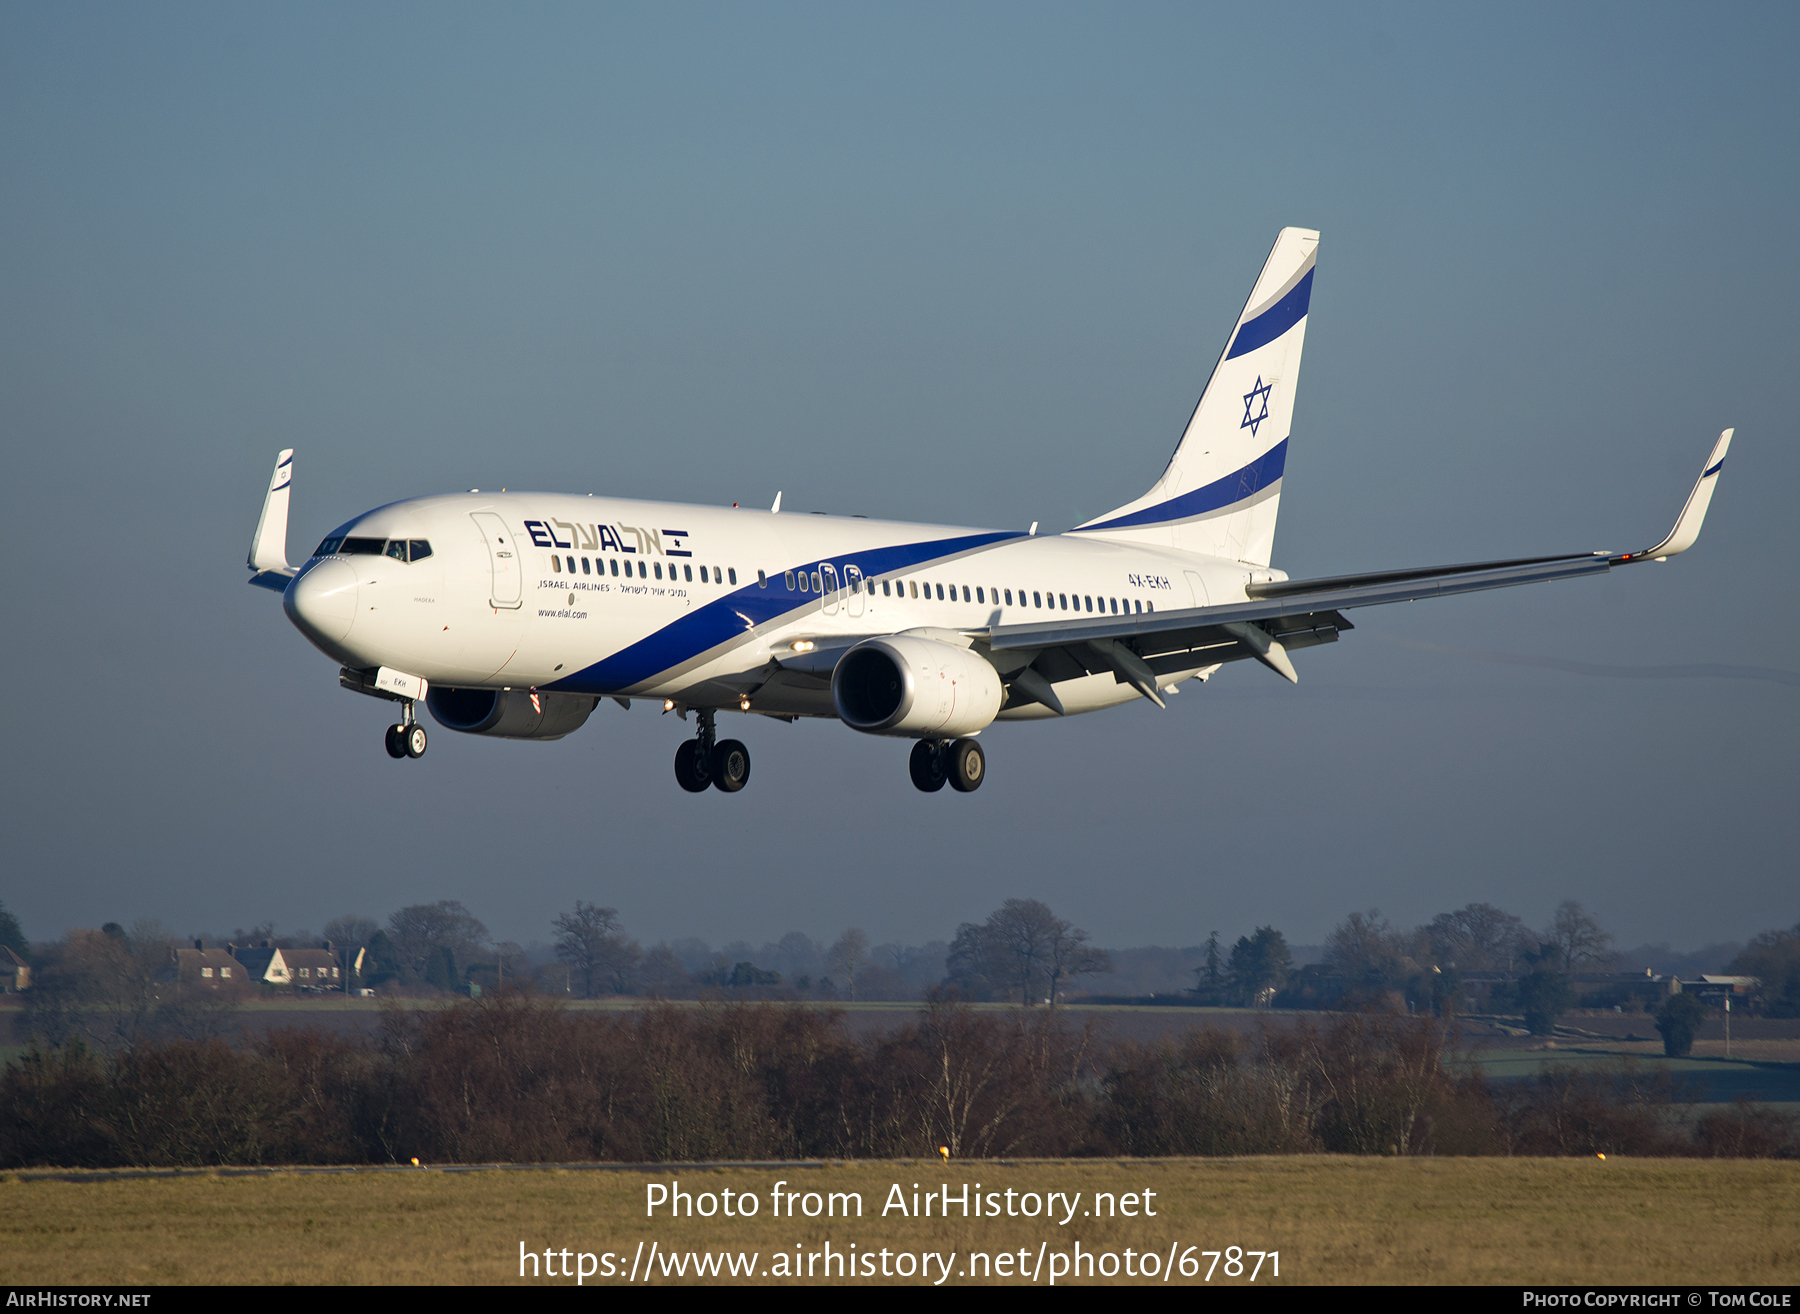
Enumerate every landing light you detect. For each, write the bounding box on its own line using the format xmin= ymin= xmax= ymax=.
xmin=792 ymin=640 xmax=815 ymax=653
xmin=740 ymin=698 xmax=752 ymax=711
xmin=663 ymin=699 xmax=676 ymax=712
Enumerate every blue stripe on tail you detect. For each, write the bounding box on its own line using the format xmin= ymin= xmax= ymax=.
xmin=1074 ymin=439 xmax=1287 ymax=534
xmin=1226 ymin=269 xmax=1313 ymax=360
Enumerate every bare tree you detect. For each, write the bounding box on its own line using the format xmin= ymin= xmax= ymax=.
xmin=1044 ymin=919 xmax=1112 ymax=1007
xmin=945 ymin=921 xmax=1000 ymax=998
xmin=1324 ymin=909 xmax=1419 ymax=990
xmin=987 ymin=899 xmax=1061 ymax=1004
xmin=26 ymin=921 xmax=180 ymax=1047
xmin=639 ymin=943 xmax=692 ymax=998
xmin=1422 ymin=903 xmax=1530 ymax=971
xmin=552 ymin=902 xmax=640 ymax=997
xmin=387 ymin=902 xmax=490 ymax=981
xmin=322 ymin=915 xmax=381 ymax=949
xmin=1545 ymin=900 xmax=1614 ymax=973
xmin=825 ymin=929 xmax=871 ymax=1001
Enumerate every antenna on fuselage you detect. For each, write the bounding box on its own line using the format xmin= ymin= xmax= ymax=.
xmin=771 ymin=491 xmax=783 ymax=514
xmin=1029 ymin=522 xmax=1038 ymax=536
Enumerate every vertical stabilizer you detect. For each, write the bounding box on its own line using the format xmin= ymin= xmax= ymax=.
xmin=1074 ymin=228 xmax=1317 ymax=565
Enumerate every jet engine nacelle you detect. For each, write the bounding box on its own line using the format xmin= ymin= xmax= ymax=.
xmin=425 ymin=687 xmax=599 ymax=740
xmin=832 ymin=634 xmax=1003 ymax=738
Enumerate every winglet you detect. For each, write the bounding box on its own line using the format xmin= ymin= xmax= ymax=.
xmin=248 ymin=448 xmax=296 ymax=575
xmin=1617 ymin=429 xmax=1732 ymax=564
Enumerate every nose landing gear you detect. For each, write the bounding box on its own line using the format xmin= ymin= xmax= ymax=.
xmin=909 ymin=738 xmax=984 ymax=793
xmin=384 ymin=702 xmax=427 ymax=760
xmin=673 ymin=708 xmax=752 ymax=793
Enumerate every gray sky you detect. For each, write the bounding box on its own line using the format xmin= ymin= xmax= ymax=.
xmin=3 ymin=2 xmax=1795 ymax=955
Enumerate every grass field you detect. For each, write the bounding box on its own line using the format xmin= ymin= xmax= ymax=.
xmin=2 ymin=1158 xmax=1795 ymax=1285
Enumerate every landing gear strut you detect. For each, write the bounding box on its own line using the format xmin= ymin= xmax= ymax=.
xmin=910 ymin=738 xmax=984 ymax=793
xmin=385 ymin=700 xmax=427 ymax=760
xmin=673 ymin=708 xmax=752 ymax=793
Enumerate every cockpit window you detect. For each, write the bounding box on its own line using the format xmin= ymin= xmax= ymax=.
xmin=409 ymin=540 xmax=432 ymax=561
xmin=314 ymin=537 xmax=345 ymax=556
xmin=384 ymin=540 xmax=407 ymax=561
xmin=339 ymin=537 xmax=385 ymax=555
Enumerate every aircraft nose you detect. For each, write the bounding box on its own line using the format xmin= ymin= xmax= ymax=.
xmin=284 ymin=558 xmax=359 ymax=645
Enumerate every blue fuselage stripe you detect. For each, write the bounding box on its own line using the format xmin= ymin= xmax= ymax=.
xmin=544 ymin=529 xmax=1024 ymax=693
xmin=1226 ymin=268 xmax=1313 ymax=360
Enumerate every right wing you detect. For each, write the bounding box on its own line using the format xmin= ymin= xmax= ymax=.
xmin=981 ymin=429 xmax=1733 ymax=706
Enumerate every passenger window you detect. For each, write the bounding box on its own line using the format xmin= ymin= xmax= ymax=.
xmin=653 ymin=562 xmax=663 ymax=580
xmin=976 ymin=587 xmax=984 ymax=603
xmin=579 ymin=558 xmax=589 ymax=575
xmin=385 ymin=540 xmax=407 ymax=561
xmin=785 ymin=571 xmax=796 ymax=590
xmin=962 ymin=585 xmax=971 ymax=602
xmin=637 ymin=561 xmax=646 ymax=578
xmin=1058 ymin=593 xmax=1067 ymax=609
xmin=811 ymin=571 xmax=822 ymax=592
xmin=715 ymin=567 xmax=724 ymax=583
xmin=882 ymin=580 xmax=891 ymax=596
xmin=909 ymin=581 xmax=918 ymax=599
xmin=1033 ymin=591 xmax=1041 ymax=607
xmin=609 ymin=559 xmax=619 ymax=576
xmin=1004 ymin=589 xmax=1012 ymax=605
xmin=552 ymin=556 xmax=562 ymax=573
xmin=798 ymin=572 xmax=809 ymax=592
xmin=683 ymin=565 xmax=693 ymax=582
xmin=1084 ymin=596 xmax=1093 ymax=612
xmin=1110 ymin=598 xmax=1118 ymax=614
xmin=1147 ymin=601 xmax=1154 ymax=612
xmin=935 ymin=584 xmax=944 ymax=600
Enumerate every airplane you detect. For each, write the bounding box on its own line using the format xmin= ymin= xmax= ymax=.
xmin=247 ymin=227 xmax=1732 ymax=794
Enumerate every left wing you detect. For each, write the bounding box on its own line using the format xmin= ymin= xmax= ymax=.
xmin=982 ymin=429 xmax=1733 ymax=707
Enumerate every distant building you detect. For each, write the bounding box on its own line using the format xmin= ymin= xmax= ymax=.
xmin=285 ymin=943 xmax=364 ymax=991
xmin=167 ymin=941 xmax=244 ymax=990
xmin=1679 ymin=975 xmax=1759 ymax=1002
xmin=227 ymin=940 xmax=366 ymax=991
xmin=231 ymin=942 xmax=291 ymax=985
xmin=0 ymin=946 xmax=29 ymax=992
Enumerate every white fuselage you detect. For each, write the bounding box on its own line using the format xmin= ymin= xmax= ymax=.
xmin=283 ymin=492 xmax=1258 ymax=720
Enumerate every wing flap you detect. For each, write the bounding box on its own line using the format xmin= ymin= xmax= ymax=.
xmin=986 ymin=557 xmax=1610 ymax=654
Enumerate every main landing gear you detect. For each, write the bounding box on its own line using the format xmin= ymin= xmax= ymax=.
xmin=674 ymin=708 xmax=751 ymax=794
xmin=910 ymin=738 xmax=984 ymax=793
xmin=384 ymin=702 xmax=427 ymax=760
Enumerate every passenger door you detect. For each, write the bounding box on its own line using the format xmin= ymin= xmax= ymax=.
xmin=819 ymin=563 xmax=839 ymax=616
xmin=844 ymin=564 xmax=865 ymax=617
xmin=471 ymin=512 xmax=523 ymax=609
